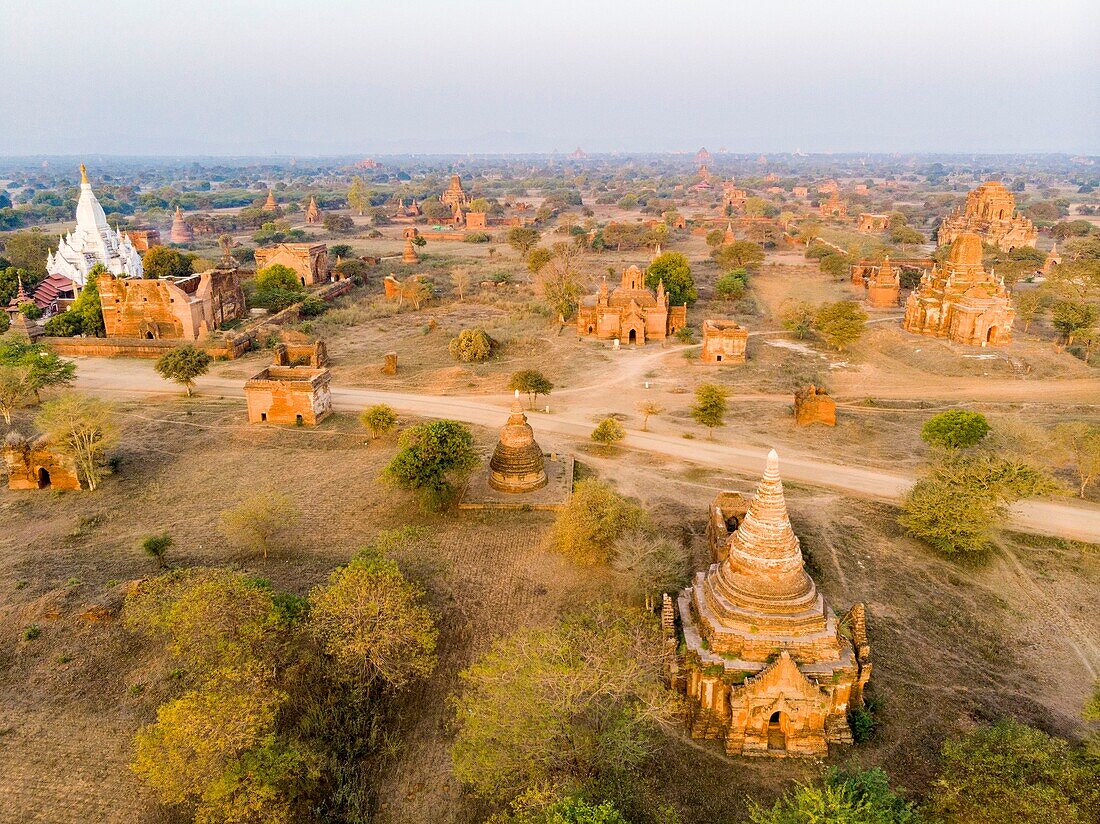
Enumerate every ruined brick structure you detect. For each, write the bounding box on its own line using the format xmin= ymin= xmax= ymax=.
xmin=254 ymin=243 xmax=330 ymax=287
xmin=169 ymin=206 xmax=193 ymax=244
xmin=937 ymin=181 xmax=1037 ymax=250
xmin=488 ymin=392 xmax=548 ymax=493
xmin=1043 ymin=243 xmax=1061 ymax=276
xmin=402 ymin=228 xmax=420 ymax=263
xmin=791 ymin=187 xmax=808 ymax=199
xmin=4 ymin=433 xmax=82 ymax=490
xmin=903 ymin=233 xmax=1015 ymax=346
xmin=819 ymin=193 xmax=847 ymax=218
xmin=262 ymin=190 xmax=278 ymax=212
xmin=794 ymin=385 xmax=836 ymax=426
xmin=705 ymin=490 xmax=750 ymax=562
xmin=465 ymin=211 xmax=488 ymax=230
xmin=244 ymin=365 xmax=332 ymax=425
xmin=700 ymin=319 xmax=748 ymax=364
xmin=98 ymin=266 xmax=246 ymax=341
xmin=576 ymin=265 xmax=687 ymax=345
xmin=272 ymin=337 xmax=328 ymax=368
xmin=126 ymin=229 xmax=161 ymax=251
xmin=866 ymin=256 xmax=900 ymax=308
xmin=857 ymin=213 xmax=889 ymax=233
xmin=675 ymin=451 xmax=871 ymax=757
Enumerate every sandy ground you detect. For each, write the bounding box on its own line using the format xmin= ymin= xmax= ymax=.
xmin=71 ymin=355 xmax=1100 ymax=544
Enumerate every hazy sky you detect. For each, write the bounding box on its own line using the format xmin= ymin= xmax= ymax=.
xmin=1 ymin=0 xmax=1097 ymax=156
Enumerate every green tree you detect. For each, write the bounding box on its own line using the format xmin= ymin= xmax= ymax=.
xmin=131 ymin=666 xmax=286 ymax=807
xmin=155 ymin=345 xmax=212 ymax=397
xmin=0 ymin=339 xmax=76 ymax=402
xmin=900 ymin=454 xmax=1058 ymax=555
xmin=254 ymin=264 xmax=303 ymax=292
xmin=781 ymin=301 xmax=817 ymax=340
xmin=705 ymin=229 xmax=725 ymax=248
xmin=534 ymin=243 xmax=586 ymax=320
xmin=69 ymin=265 xmax=107 ymax=337
xmin=143 ymin=246 xmax=194 ymax=279
xmin=591 ymin=416 xmax=626 ymax=447
xmin=309 ymin=549 xmax=437 ymax=688
xmin=1013 ymin=289 xmax=1048 ymax=333
xmin=1052 ymin=421 xmax=1100 ymax=497
xmin=610 ymin=529 xmax=690 ymax=611
xmin=527 ymin=246 xmax=553 ymax=274
xmin=715 ymin=268 xmax=750 ymax=301
xmin=750 ymin=767 xmax=920 ymax=824
xmin=35 ymin=393 xmax=118 ymax=491
xmin=691 ymin=383 xmax=728 ymax=435
xmin=0 ymin=364 xmax=35 ymax=424
xmin=359 ymin=404 xmax=398 ymax=440
xmin=507 ymin=226 xmax=541 ymax=258
xmin=920 ymin=410 xmax=991 ymax=451
xmin=194 ymin=738 xmax=312 ymax=824
xmin=142 ymin=533 xmax=173 ymax=569
xmin=452 ymin=606 xmax=672 ymax=801
xmin=1051 ymin=300 xmax=1099 ymax=345
xmin=645 ymin=251 xmax=696 ymax=306
xmin=219 ymin=493 xmax=302 ymax=561
xmin=548 ymin=479 xmax=647 ymax=566
xmin=509 ymin=370 xmax=553 ymax=409
xmin=494 ymin=793 xmax=629 ymax=824
xmin=930 ymin=720 xmax=1099 ymax=824
xmin=890 ymin=225 xmax=925 ymax=245
xmin=814 ymin=301 xmax=867 ymax=351
xmin=713 ymin=240 xmax=765 ymax=272
xmin=1 ymin=231 xmax=53 ymax=276
xmin=383 ymin=419 xmax=479 ymax=509
xmin=449 ymin=328 xmax=494 ymax=362
xmin=347 ymin=177 xmax=370 ymax=216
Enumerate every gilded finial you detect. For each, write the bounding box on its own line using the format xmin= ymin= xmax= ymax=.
xmin=80 ymin=163 xmax=88 ymax=184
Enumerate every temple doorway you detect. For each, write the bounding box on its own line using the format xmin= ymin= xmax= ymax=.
xmin=144 ymin=331 xmax=155 ymax=340
xmin=628 ymin=329 xmax=638 ymax=345
xmin=986 ymin=326 xmax=999 ymax=344
xmin=37 ymin=468 xmax=51 ymax=489
xmin=767 ymin=711 xmax=787 ymax=752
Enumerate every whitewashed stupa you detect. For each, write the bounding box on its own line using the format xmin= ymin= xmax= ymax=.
xmin=45 ymin=164 xmax=143 ymax=287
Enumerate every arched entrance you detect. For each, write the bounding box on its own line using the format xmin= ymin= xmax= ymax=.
xmin=36 ymin=467 xmax=51 ymax=489
xmin=767 ymin=711 xmax=788 ymax=752
xmin=628 ymin=329 xmax=637 ymax=345
xmin=986 ymin=326 xmax=999 ymax=344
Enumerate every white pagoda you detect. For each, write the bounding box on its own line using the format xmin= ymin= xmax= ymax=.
xmin=45 ymin=164 xmax=143 ymax=287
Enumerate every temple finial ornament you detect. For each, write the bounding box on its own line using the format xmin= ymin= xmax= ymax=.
xmin=80 ymin=163 xmax=88 ymax=184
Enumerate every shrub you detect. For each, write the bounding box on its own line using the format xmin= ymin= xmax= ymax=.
xmin=449 ymin=328 xmax=494 ymax=362
xmin=383 ymin=420 xmax=479 ymax=510
xmin=464 ymin=232 xmax=491 ymax=243
xmin=920 ymin=410 xmax=991 ymax=451
xmin=297 ymin=295 xmax=326 ymax=317
xmin=591 ymin=417 xmax=626 ymax=447
xmin=715 ymin=268 xmax=750 ymax=300
xmin=750 ymin=768 xmax=918 ymax=824
xmin=548 ymin=479 xmax=646 ymax=566
xmin=142 ymin=533 xmax=173 ymax=568
xmin=359 ymin=404 xmax=398 ymax=440
xmin=813 ymin=301 xmax=867 ymax=351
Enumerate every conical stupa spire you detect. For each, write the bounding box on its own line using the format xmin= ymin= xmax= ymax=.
xmin=80 ymin=163 xmax=89 ymax=185
xmin=715 ymin=449 xmax=815 ymax=605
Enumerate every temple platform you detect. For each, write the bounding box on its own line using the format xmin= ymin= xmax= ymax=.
xmin=458 ymin=454 xmax=574 ymax=511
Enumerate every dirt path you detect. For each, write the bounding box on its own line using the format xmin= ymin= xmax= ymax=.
xmin=72 ymin=358 xmax=1100 ymax=543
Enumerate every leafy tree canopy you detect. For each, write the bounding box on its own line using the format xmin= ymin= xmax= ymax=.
xmin=645 ymin=252 xmax=696 ymax=306
xmin=920 ymin=410 xmax=991 ymax=451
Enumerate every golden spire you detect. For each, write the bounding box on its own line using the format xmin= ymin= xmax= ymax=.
xmin=80 ymin=163 xmax=88 ymax=184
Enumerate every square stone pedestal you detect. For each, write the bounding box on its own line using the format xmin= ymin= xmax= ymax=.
xmin=458 ymin=455 xmax=574 ymax=511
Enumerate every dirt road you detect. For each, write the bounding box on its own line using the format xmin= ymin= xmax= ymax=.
xmin=72 ymin=358 xmax=1100 ymax=543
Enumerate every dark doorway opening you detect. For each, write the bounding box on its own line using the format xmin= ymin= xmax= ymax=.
xmin=37 ymin=468 xmax=51 ymax=488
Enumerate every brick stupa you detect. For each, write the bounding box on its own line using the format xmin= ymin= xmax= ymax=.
xmin=675 ymin=450 xmax=870 ymax=757
xmin=488 ymin=391 xmax=547 ymax=493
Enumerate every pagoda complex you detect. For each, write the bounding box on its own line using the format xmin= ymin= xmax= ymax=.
xmin=903 ymin=233 xmax=1015 ymax=345
xmin=937 ymin=181 xmax=1037 ymax=250
xmin=675 ymin=451 xmax=871 ymax=757
xmin=576 ymin=265 xmax=687 ymax=345
xmin=45 ymin=164 xmax=144 ymax=287
xmin=440 ymin=174 xmax=471 ymax=209
xmin=488 ymin=391 xmax=547 ymax=493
